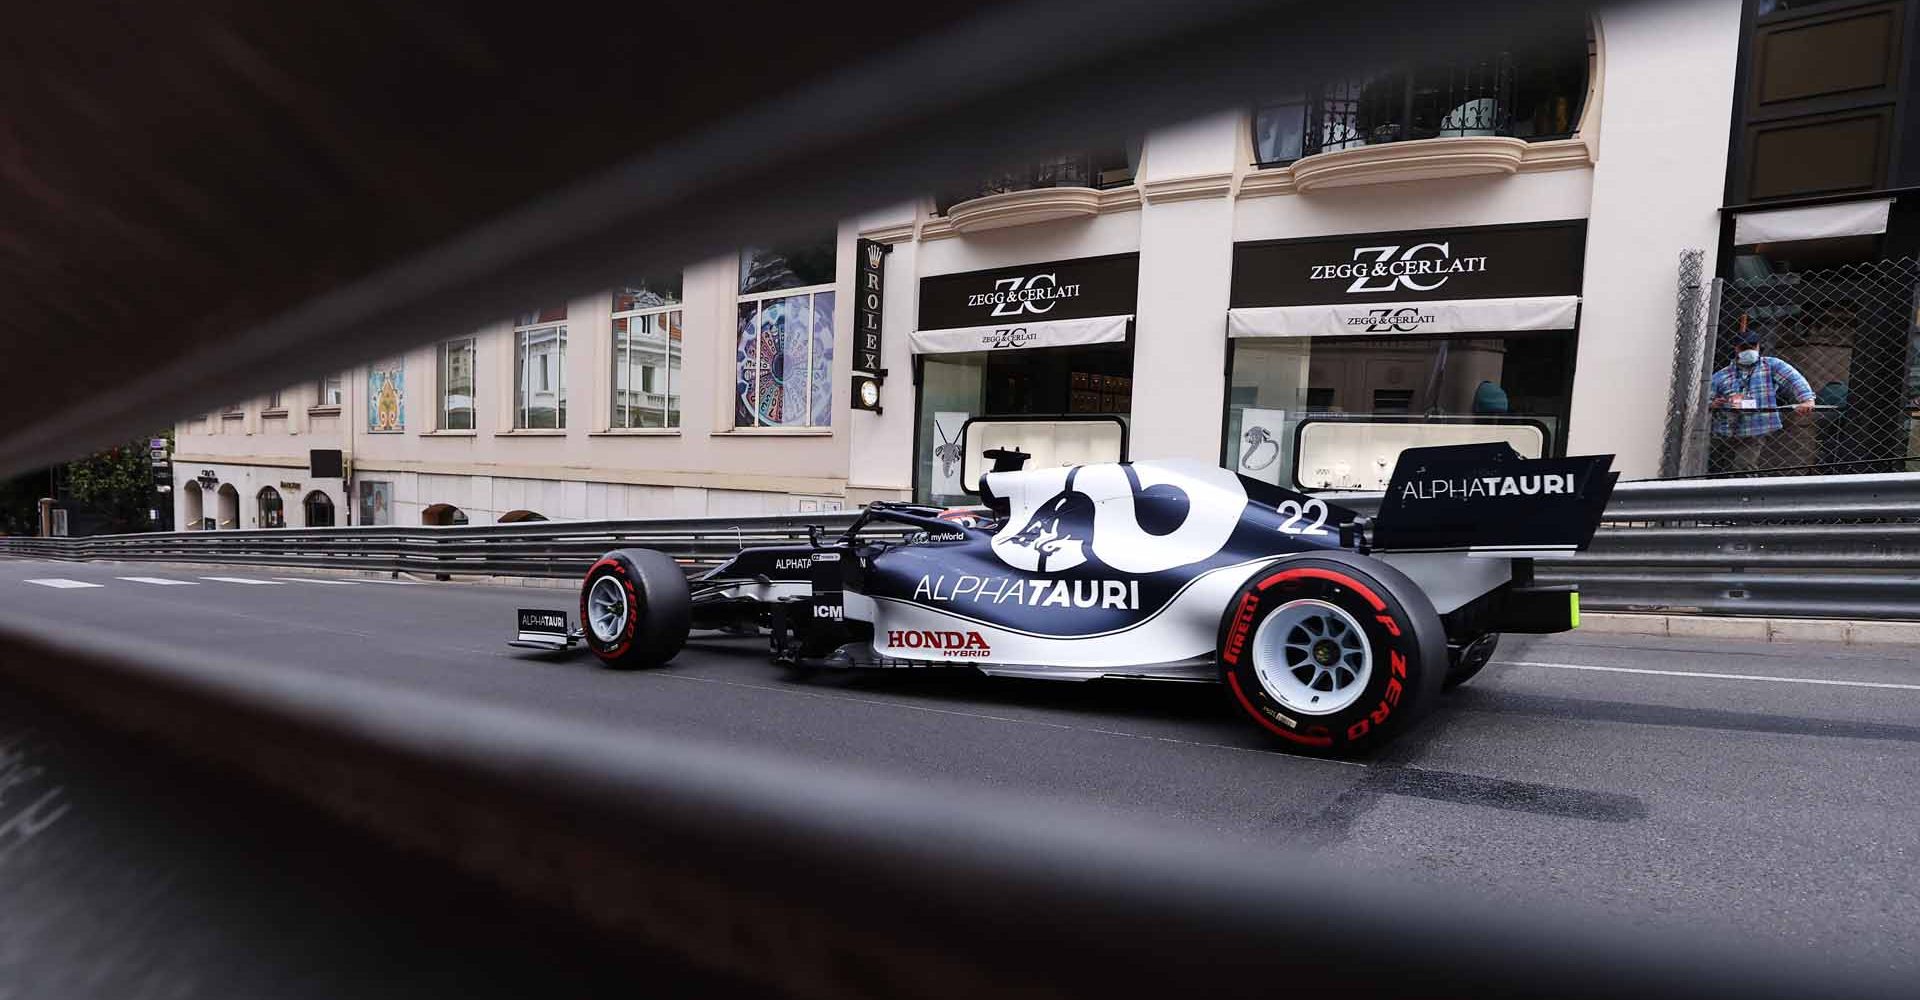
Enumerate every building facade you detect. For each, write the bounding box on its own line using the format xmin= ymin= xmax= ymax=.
xmin=180 ymin=0 xmax=1810 ymax=531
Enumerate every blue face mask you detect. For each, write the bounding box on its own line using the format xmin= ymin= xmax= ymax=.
xmin=1737 ymin=349 xmax=1760 ymax=366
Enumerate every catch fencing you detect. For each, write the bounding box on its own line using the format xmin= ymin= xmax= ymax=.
xmin=6 ymin=472 xmax=1920 ymax=619
xmin=1661 ymin=250 xmax=1920 ymax=479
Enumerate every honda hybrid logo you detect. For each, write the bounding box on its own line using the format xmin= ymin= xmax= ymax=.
xmin=967 ymin=273 xmax=1083 ymax=316
xmin=886 ymin=629 xmax=992 ymax=658
xmin=1349 ymin=307 xmax=1436 ymax=333
xmin=1310 ymin=242 xmax=1489 ymax=294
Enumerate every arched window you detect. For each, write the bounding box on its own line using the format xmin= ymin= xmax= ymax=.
xmin=422 ymin=503 xmax=470 ymax=526
xmin=181 ymin=480 xmax=205 ymax=530
xmin=215 ymin=484 xmax=241 ymax=530
xmin=497 ymin=509 xmax=548 ymax=523
xmin=303 ymin=491 xmax=336 ymax=527
xmin=257 ymin=486 xmax=285 ymax=528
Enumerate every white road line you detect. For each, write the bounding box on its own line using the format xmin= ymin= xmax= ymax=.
xmin=23 ymin=578 xmax=103 ymax=589
xmin=358 ymin=578 xmax=425 ymax=586
xmin=270 ymin=577 xmax=361 ymax=586
xmin=1504 ymin=660 xmax=1920 ymax=693
xmin=198 ymin=576 xmax=284 ymax=586
xmin=116 ymin=576 xmax=199 ymax=586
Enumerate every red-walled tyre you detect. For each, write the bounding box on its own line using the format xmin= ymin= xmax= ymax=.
xmin=580 ymin=548 xmax=690 ymax=670
xmin=1217 ymin=552 xmax=1445 ymax=756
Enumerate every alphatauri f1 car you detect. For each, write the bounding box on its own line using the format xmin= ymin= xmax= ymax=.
xmin=512 ymin=438 xmax=1615 ymax=755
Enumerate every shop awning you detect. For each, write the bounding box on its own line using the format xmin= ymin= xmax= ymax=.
xmin=1733 ymin=198 xmax=1891 ymax=246
xmin=1227 ymin=295 xmax=1579 ymax=338
xmin=910 ymin=313 xmax=1132 ymax=354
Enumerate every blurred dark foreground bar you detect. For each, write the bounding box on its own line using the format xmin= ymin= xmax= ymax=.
xmin=0 ymin=616 xmax=1900 ymax=999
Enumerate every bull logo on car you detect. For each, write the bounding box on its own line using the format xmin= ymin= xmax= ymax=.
xmin=993 ymin=479 xmax=1094 ymax=572
xmin=988 ymin=461 xmax=1244 ymax=575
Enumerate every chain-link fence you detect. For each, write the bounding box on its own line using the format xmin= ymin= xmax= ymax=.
xmin=1663 ymin=253 xmax=1920 ymax=481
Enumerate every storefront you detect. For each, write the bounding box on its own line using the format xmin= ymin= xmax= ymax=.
xmin=912 ymin=253 xmax=1139 ymax=503
xmin=1225 ymin=221 xmax=1587 ymax=491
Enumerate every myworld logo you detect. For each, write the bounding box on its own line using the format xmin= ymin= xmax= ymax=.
xmin=1310 ymin=242 xmax=1489 ymax=294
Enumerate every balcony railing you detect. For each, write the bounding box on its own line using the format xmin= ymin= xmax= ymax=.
xmin=935 ymin=151 xmax=1135 ymax=215
xmin=1255 ymin=51 xmax=1584 ymax=167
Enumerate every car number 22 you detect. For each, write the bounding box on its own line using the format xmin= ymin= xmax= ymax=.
xmin=1276 ymin=498 xmax=1329 ymax=536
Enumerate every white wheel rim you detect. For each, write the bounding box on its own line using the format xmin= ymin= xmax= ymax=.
xmin=588 ymin=575 xmax=629 ymax=644
xmin=1249 ymin=598 xmax=1373 ymax=716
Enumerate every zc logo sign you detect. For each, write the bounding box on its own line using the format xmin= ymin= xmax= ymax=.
xmin=1348 ymin=307 xmax=1435 ymax=333
xmin=967 ymin=273 xmax=1083 ymax=317
xmin=981 ymin=327 xmax=1040 ymax=349
xmin=1310 ymin=242 xmax=1489 ymax=294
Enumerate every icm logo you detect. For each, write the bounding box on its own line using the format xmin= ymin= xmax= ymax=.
xmin=812 ymin=604 xmax=843 ymax=620
xmin=1309 ymin=242 xmax=1489 ymax=294
xmin=966 ymin=273 xmax=1083 ymax=317
xmin=886 ymin=629 xmax=992 ymax=658
xmin=1347 ymin=307 xmax=1435 ymax=333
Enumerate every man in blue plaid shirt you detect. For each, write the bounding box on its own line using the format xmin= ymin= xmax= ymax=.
xmin=1710 ymin=325 xmax=1813 ymax=473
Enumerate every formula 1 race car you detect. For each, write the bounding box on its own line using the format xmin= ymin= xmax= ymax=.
xmin=511 ymin=427 xmax=1615 ymax=755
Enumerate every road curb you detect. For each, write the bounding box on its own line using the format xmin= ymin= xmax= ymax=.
xmin=1580 ymin=611 xmax=1920 ymax=647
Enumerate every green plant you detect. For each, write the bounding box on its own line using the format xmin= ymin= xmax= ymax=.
xmin=64 ymin=432 xmax=171 ymax=533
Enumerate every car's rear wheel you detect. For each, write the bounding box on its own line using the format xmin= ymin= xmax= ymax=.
xmin=1217 ymin=552 xmax=1445 ymax=756
xmin=580 ymin=548 xmax=691 ymax=670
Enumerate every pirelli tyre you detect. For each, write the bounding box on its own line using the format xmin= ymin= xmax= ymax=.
xmin=1217 ymin=552 xmax=1446 ymax=755
xmin=580 ymin=548 xmax=691 ymax=670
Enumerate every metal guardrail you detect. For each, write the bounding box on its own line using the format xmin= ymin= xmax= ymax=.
xmin=0 ymin=512 xmax=874 ymax=579
xmin=1533 ymin=472 xmax=1920 ymax=618
xmin=6 ymin=472 xmax=1920 ymax=618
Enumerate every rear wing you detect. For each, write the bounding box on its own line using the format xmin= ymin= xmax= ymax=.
xmin=1371 ymin=443 xmax=1616 ymax=555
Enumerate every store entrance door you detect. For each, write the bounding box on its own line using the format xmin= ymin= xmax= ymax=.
xmin=916 ymin=343 xmax=1133 ymax=504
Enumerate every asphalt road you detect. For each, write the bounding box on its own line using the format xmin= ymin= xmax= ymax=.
xmin=4 ymin=556 xmax=1919 ymax=985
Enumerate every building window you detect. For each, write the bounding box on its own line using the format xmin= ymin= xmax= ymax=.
xmin=1252 ymin=17 xmax=1589 ymax=165
xmin=257 ymin=486 xmax=285 ymax=528
xmin=266 ymin=390 xmax=284 ymax=412
xmin=358 ymin=480 xmax=393 ymax=526
xmin=315 ymin=374 xmax=344 ymax=408
xmin=302 ymin=491 xmax=335 ymax=527
xmin=736 ymin=243 xmax=835 ymax=428
xmin=611 ymin=278 xmax=683 ymax=429
xmin=439 ymin=337 xmax=476 ymax=430
xmin=514 ymin=307 xmax=568 ymax=429
xmin=1226 ymin=335 xmax=1574 ymax=490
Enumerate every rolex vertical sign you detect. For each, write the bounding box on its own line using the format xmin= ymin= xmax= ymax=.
xmin=854 ymin=238 xmax=890 ymax=376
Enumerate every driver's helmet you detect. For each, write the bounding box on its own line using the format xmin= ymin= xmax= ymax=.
xmin=935 ymin=506 xmax=995 ymax=529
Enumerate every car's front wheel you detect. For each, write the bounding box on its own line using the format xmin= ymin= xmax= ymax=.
xmin=580 ymin=548 xmax=691 ymax=670
xmin=1216 ymin=553 xmax=1445 ymax=756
